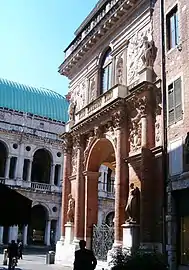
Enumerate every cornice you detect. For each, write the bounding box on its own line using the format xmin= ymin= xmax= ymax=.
xmin=59 ymin=0 xmax=141 ymax=78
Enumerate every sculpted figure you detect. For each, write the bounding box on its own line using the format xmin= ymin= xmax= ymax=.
xmin=68 ymin=100 xmax=76 ymax=121
xmin=141 ymin=36 xmax=156 ymax=68
xmin=125 ymin=183 xmax=140 ymax=224
xmin=67 ymin=194 xmax=75 ymax=223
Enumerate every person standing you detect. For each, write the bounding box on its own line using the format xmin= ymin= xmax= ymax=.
xmin=17 ymin=240 xmax=23 ymax=259
xmin=74 ymin=240 xmax=97 ymax=270
xmin=7 ymin=240 xmax=18 ymax=270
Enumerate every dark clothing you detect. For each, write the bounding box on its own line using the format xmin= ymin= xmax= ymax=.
xmin=7 ymin=242 xmax=18 ymax=270
xmin=18 ymin=242 xmax=23 ymax=259
xmin=74 ymin=248 xmax=97 ymax=270
xmin=7 ymin=242 xmax=18 ymax=258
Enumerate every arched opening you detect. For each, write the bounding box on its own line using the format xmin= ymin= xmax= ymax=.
xmin=31 ymin=149 xmax=52 ymax=184
xmin=0 ymin=141 xmax=7 ymax=177
xmin=85 ymin=138 xmax=115 ymax=251
xmin=100 ymin=48 xmax=112 ymax=94
xmin=105 ymin=211 xmax=115 ymax=226
xmin=28 ymin=204 xmax=48 ymax=245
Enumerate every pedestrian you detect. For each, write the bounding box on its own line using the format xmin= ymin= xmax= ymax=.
xmin=73 ymin=240 xmax=97 ymax=270
xmin=7 ymin=240 xmax=18 ymax=270
xmin=17 ymin=239 xmax=23 ymax=259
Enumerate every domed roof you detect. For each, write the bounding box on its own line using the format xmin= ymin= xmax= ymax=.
xmin=0 ymin=78 xmax=69 ymax=123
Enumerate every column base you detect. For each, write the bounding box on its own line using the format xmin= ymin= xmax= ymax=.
xmin=55 ymin=222 xmax=78 ymax=267
xmin=122 ymin=223 xmax=140 ymax=252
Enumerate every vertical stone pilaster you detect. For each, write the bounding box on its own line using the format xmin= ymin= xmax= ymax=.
xmin=45 ymin=220 xmax=51 ymax=246
xmin=113 ymin=108 xmax=129 ymax=246
xmin=139 ymin=95 xmax=156 ymax=248
xmin=5 ymin=156 xmax=11 ymax=179
xmin=83 ymin=171 xmax=100 ymax=248
xmin=0 ymin=227 xmax=4 ymax=244
xmin=50 ymin=163 xmax=55 ymax=185
xmin=74 ymin=135 xmax=85 ymax=242
xmin=26 ymin=159 xmax=33 ymax=182
xmin=60 ymin=133 xmax=72 ymax=239
xmin=23 ymin=225 xmax=28 ymax=246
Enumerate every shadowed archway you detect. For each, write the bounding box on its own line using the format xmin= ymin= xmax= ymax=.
xmin=31 ymin=149 xmax=52 ymax=184
xmin=0 ymin=141 xmax=8 ymax=178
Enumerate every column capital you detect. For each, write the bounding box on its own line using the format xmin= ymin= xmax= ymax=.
xmin=62 ymin=132 xmax=73 ymax=154
xmin=112 ymin=109 xmax=126 ymax=129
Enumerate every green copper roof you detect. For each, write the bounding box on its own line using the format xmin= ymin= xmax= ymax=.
xmin=0 ymin=78 xmax=69 ymax=123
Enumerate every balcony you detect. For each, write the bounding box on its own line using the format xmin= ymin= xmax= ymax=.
xmin=0 ymin=178 xmax=61 ymax=193
xmin=75 ymin=84 xmax=128 ymax=125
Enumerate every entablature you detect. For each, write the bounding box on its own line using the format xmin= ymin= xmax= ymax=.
xmin=59 ymin=0 xmax=141 ymax=78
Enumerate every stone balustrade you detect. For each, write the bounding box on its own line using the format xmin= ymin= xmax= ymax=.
xmin=74 ymin=84 xmax=128 ymax=124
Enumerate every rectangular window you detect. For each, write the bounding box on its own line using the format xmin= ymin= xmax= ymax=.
xmin=166 ymin=6 xmax=179 ymax=50
xmin=168 ymin=77 xmax=182 ymax=125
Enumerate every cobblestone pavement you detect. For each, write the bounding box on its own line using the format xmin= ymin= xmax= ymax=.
xmin=0 ymin=254 xmax=71 ymax=270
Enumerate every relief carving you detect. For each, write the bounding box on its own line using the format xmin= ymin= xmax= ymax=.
xmin=127 ymin=25 xmax=154 ymax=85
xmin=140 ymin=36 xmax=157 ymax=68
xmin=71 ymin=144 xmax=77 ymax=175
xmin=68 ymin=100 xmax=76 ymax=121
xmin=90 ymin=78 xmax=96 ymax=102
xmin=155 ymin=122 xmax=160 ymax=143
xmin=116 ymin=55 xmax=124 ymax=84
xmin=105 ymin=121 xmax=117 ymax=148
xmin=84 ymin=131 xmax=95 ymax=164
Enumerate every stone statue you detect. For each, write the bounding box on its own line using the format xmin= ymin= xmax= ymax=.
xmin=125 ymin=183 xmax=140 ymax=224
xmin=67 ymin=194 xmax=75 ymax=223
xmin=141 ymin=36 xmax=156 ymax=68
xmin=68 ymin=101 xmax=76 ymax=121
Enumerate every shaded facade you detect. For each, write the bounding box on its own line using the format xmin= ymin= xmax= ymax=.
xmin=56 ymin=0 xmax=165 ymax=266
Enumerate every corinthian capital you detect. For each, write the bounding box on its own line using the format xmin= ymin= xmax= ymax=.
xmin=62 ymin=133 xmax=72 ymax=154
xmin=112 ymin=109 xmax=125 ymax=129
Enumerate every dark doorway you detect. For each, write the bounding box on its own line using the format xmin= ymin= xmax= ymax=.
xmin=29 ymin=205 xmax=47 ymax=245
xmin=31 ymin=149 xmax=52 ymax=183
xmin=0 ymin=142 xmax=7 ymax=177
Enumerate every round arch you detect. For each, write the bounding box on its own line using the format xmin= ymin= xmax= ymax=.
xmin=105 ymin=211 xmax=115 ymax=226
xmin=31 ymin=148 xmax=52 ymax=184
xmin=86 ymin=138 xmax=116 ymax=172
xmin=97 ymin=45 xmax=113 ymax=67
xmin=29 ymin=204 xmax=49 ymax=245
xmin=31 ymin=147 xmax=53 ymax=162
xmin=0 ymin=140 xmax=8 ymax=177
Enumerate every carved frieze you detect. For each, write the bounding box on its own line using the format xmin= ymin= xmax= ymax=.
xmin=112 ymin=109 xmax=125 ymax=129
xmin=90 ymin=78 xmax=96 ymax=102
xmin=71 ymin=143 xmax=77 ymax=175
xmin=127 ymin=24 xmax=153 ymax=85
xmin=116 ymin=55 xmax=124 ymax=85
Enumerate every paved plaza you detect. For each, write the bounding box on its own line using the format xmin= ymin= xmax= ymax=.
xmin=0 ymin=253 xmax=71 ymax=270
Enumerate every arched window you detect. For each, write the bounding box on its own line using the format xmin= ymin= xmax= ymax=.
xmin=101 ymin=48 xmax=112 ymax=94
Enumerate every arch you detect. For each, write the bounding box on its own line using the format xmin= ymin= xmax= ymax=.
xmin=0 ymin=140 xmax=8 ymax=177
xmin=31 ymin=148 xmax=52 ymax=184
xmin=32 ymin=202 xmax=51 ymax=219
xmin=31 ymin=147 xmax=53 ymax=162
xmin=86 ymin=138 xmax=116 ymax=172
xmin=105 ymin=211 xmax=115 ymax=226
xmin=29 ymin=204 xmax=49 ymax=245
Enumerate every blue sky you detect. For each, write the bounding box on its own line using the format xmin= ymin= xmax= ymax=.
xmin=0 ymin=0 xmax=98 ymax=96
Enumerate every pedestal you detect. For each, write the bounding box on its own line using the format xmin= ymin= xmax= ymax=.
xmin=122 ymin=223 xmax=140 ymax=252
xmin=55 ymin=222 xmax=78 ymax=266
xmin=138 ymin=67 xmax=153 ymax=83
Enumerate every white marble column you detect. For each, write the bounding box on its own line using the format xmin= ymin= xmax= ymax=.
xmin=0 ymin=227 xmax=4 ymax=244
xmin=26 ymin=159 xmax=33 ymax=182
xmin=15 ymin=143 xmax=24 ymax=180
xmin=57 ymin=165 xmax=62 ymax=186
xmin=45 ymin=220 xmax=51 ymax=246
xmin=13 ymin=158 xmax=18 ymax=179
xmin=23 ymin=225 xmax=28 ymax=246
xmin=50 ymin=164 xmax=55 ymax=185
xmin=5 ymin=156 xmax=11 ymax=179
xmin=8 ymin=227 xmax=13 ymax=243
xmin=11 ymin=226 xmax=18 ymax=241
